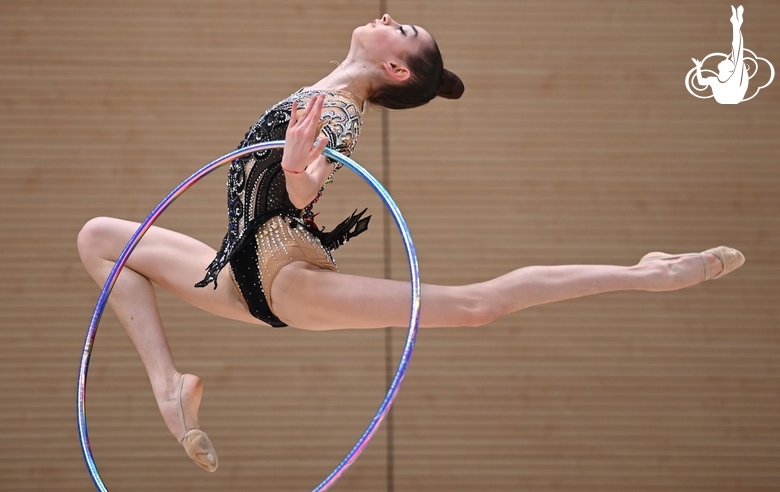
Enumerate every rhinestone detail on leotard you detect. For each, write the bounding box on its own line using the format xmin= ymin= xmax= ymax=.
xmin=195 ymin=89 xmax=363 ymax=289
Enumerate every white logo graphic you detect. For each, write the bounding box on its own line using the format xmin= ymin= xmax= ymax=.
xmin=685 ymin=5 xmax=774 ymax=104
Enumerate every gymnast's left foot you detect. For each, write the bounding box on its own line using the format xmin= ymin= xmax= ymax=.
xmin=159 ymin=372 xmax=219 ymax=472
xmin=638 ymin=246 xmax=744 ymax=290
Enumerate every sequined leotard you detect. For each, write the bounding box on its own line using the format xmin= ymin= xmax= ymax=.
xmin=196 ymin=89 xmax=370 ymax=327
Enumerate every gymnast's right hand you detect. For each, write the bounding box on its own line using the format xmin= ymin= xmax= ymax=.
xmin=282 ymin=94 xmax=336 ymax=209
xmin=281 ymin=94 xmax=331 ymax=174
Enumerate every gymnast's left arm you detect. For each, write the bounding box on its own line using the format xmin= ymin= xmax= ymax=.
xmin=281 ymin=94 xmax=334 ymax=209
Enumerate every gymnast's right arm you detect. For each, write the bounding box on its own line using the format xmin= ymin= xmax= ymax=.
xmin=281 ymin=94 xmax=334 ymax=209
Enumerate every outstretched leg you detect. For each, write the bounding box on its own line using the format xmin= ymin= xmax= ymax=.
xmin=271 ymin=250 xmax=734 ymax=330
xmin=78 ymin=217 xmax=260 ymax=469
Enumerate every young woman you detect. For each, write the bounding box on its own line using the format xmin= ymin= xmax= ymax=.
xmin=77 ymin=14 xmax=744 ymax=472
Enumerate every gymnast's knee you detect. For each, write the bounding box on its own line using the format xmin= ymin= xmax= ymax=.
xmin=77 ymin=216 xmax=120 ymax=264
xmin=457 ymin=286 xmax=504 ymax=327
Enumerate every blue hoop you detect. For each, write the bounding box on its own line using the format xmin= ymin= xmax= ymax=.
xmin=77 ymin=141 xmax=421 ymax=491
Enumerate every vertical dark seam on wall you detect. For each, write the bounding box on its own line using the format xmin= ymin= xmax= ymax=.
xmin=382 ymin=107 xmax=394 ymax=492
xmin=379 ymin=3 xmax=394 ymax=492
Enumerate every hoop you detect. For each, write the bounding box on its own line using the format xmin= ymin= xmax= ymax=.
xmin=77 ymin=141 xmax=421 ymax=492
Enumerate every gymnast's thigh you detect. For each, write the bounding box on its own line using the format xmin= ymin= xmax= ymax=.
xmin=270 ymin=264 xmax=416 ymax=330
xmin=271 ymin=265 xmax=486 ymax=330
xmin=81 ymin=216 xmax=265 ymax=325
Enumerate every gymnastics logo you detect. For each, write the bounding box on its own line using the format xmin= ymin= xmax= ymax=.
xmin=685 ymin=5 xmax=774 ymax=104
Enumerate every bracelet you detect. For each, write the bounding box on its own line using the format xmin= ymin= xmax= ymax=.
xmin=281 ymin=165 xmax=307 ymax=175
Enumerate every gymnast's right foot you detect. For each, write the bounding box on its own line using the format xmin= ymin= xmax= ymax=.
xmin=159 ymin=372 xmax=218 ymax=472
xmin=639 ymin=246 xmax=744 ymax=291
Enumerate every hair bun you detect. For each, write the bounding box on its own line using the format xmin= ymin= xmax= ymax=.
xmin=438 ymin=69 xmax=464 ymax=100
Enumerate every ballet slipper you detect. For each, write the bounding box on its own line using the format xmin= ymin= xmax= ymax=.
xmin=176 ymin=374 xmax=218 ymax=472
xmin=640 ymin=246 xmax=744 ymax=281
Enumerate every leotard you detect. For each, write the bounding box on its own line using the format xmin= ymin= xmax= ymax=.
xmin=195 ymin=89 xmax=370 ymax=327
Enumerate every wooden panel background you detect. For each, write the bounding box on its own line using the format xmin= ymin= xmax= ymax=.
xmin=1 ymin=1 xmax=778 ymax=491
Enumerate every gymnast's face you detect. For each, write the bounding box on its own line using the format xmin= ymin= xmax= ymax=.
xmin=352 ymin=14 xmax=433 ymax=69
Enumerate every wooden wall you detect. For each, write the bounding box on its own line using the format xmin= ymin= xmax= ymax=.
xmin=1 ymin=1 xmax=778 ymax=491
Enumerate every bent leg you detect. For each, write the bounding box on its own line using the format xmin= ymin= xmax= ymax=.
xmin=271 ymin=252 xmax=724 ymax=331
xmin=79 ymin=217 xmax=261 ymax=324
xmin=77 ymin=217 xmax=261 ymax=447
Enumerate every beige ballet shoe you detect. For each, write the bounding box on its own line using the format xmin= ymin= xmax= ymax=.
xmin=640 ymin=246 xmax=745 ymax=281
xmin=176 ymin=374 xmax=218 ymax=472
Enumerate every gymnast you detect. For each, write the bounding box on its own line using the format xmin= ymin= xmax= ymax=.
xmin=77 ymin=14 xmax=744 ymax=472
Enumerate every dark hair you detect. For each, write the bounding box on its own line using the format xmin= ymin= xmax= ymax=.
xmin=369 ymin=39 xmax=464 ymax=110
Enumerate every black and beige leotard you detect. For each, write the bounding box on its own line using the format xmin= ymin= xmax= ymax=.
xmin=195 ymin=89 xmax=370 ymax=327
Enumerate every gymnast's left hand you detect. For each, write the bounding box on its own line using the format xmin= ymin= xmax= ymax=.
xmin=281 ymin=94 xmax=331 ymax=174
